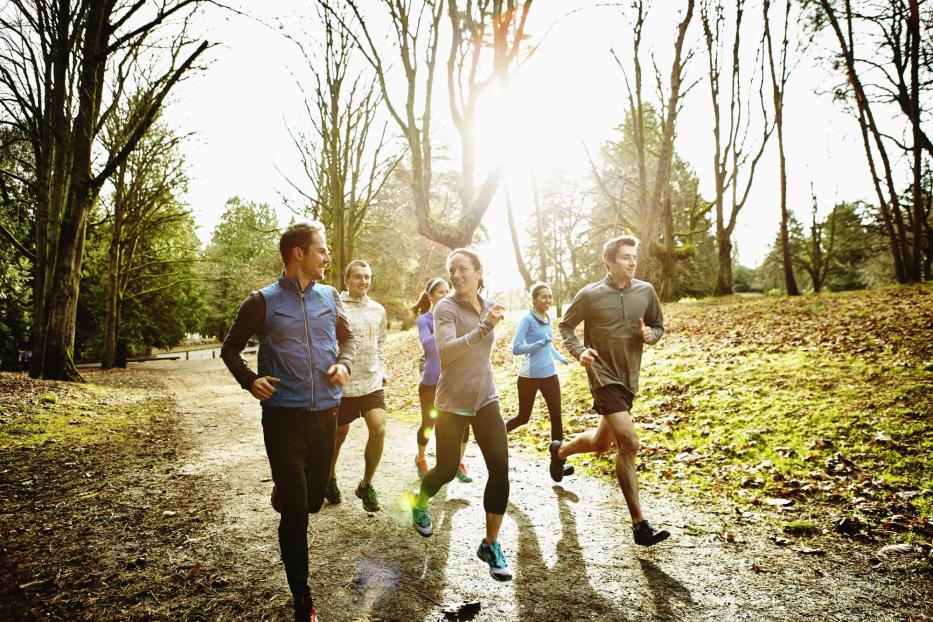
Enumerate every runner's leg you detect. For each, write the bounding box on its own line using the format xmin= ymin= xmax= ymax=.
xmin=557 ymin=415 xmax=615 ymax=459
xmin=470 ymin=401 xmax=509 ymax=542
xmin=361 ymin=408 xmax=386 ymax=486
xmin=307 ymin=409 xmax=337 ymax=513
xmin=603 ymin=410 xmax=644 ymax=524
xmin=505 ymin=376 xmax=537 ymax=433
xmin=418 ymin=412 xmax=468 ymax=505
xmin=539 ymin=375 xmax=563 ymax=441
xmin=329 ymin=423 xmax=349 ymax=478
xmin=416 ymin=384 xmax=435 ymax=463
xmin=262 ymin=410 xmax=312 ymax=600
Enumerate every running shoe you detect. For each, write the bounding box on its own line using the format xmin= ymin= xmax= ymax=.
xmin=476 ymin=539 xmax=513 ymax=581
xmin=270 ymin=485 xmax=283 ymax=513
xmin=355 ymin=482 xmax=380 ymax=512
xmin=415 ymin=457 xmax=429 ymax=479
xmin=407 ymin=492 xmax=433 ymax=537
xmin=456 ymin=463 xmax=473 ymax=483
xmin=549 ymin=440 xmax=568 ymax=482
xmin=325 ymin=478 xmax=341 ymax=504
xmin=632 ymin=520 xmax=671 ymax=546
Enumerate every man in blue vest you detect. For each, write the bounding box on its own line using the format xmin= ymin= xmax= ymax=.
xmin=222 ymin=221 xmax=356 ymax=622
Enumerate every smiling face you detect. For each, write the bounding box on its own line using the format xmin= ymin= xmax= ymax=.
xmin=297 ymin=230 xmax=330 ymax=283
xmin=605 ymin=244 xmax=637 ymax=285
xmin=428 ymin=280 xmax=449 ymax=306
xmin=346 ymin=264 xmax=372 ymax=299
xmin=532 ymin=286 xmax=553 ymax=314
xmin=448 ymin=252 xmax=482 ymax=298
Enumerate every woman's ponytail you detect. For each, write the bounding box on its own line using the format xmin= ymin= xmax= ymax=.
xmin=410 ymin=292 xmax=431 ymax=317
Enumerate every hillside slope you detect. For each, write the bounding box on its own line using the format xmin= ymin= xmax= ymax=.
xmin=385 ymin=284 xmax=933 ymax=545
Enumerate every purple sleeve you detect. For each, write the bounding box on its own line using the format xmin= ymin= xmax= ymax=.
xmin=418 ymin=313 xmax=437 ymax=363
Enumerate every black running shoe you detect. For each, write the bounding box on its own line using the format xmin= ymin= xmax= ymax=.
xmin=549 ymin=441 xmax=567 ymax=482
xmin=632 ymin=520 xmax=671 ymax=546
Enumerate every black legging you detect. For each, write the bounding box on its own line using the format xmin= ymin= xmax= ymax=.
xmin=417 ymin=383 xmax=470 ymax=446
xmin=262 ymin=407 xmax=337 ymax=599
xmin=505 ymin=375 xmax=563 ymax=441
xmin=420 ymin=401 xmax=509 ymax=514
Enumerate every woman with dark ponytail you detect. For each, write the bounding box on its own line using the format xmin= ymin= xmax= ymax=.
xmin=411 ymin=278 xmax=472 ymax=483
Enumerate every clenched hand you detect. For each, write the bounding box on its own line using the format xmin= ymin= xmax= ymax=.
xmin=250 ymin=376 xmax=280 ymax=401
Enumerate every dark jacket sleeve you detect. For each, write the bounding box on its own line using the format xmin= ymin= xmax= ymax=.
xmin=221 ymin=292 xmax=265 ymax=390
xmin=559 ymin=286 xmax=589 ymax=360
xmin=333 ymin=289 xmax=356 ymax=374
xmin=645 ymin=284 xmax=664 ymax=344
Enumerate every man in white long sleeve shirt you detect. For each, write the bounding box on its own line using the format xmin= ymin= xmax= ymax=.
xmin=328 ymin=260 xmax=388 ymax=513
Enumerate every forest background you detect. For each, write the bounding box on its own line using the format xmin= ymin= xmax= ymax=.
xmin=0 ymin=0 xmax=929 ymax=374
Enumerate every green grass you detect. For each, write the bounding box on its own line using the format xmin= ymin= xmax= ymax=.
xmin=488 ymin=284 xmax=933 ymax=540
xmin=0 ymin=380 xmax=170 ymax=449
xmin=632 ymin=345 xmax=932 ymax=492
xmin=783 ymin=521 xmax=820 ymax=536
xmin=383 ymin=286 xmax=933 ymax=539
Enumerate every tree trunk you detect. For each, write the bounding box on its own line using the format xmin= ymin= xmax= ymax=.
xmin=908 ymin=0 xmax=923 ymax=280
xmin=764 ymin=0 xmax=799 ymax=296
xmin=649 ymin=0 xmax=694 ymax=292
xmin=715 ymin=230 xmax=733 ymax=296
xmin=531 ymin=173 xmax=548 ymax=282
xmin=657 ymin=195 xmax=677 ymax=301
xmin=776 ymin=118 xmax=798 ymax=295
xmin=102 ymin=164 xmax=126 ymax=369
xmin=38 ymin=0 xmax=109 ymax=381
xmin=819 ymin=0 xmax=912 ymax=283
xmin=505 ymin=181 xmax=533 ymax=289
xmin=101 ymin=246 xmax=121 ymax=369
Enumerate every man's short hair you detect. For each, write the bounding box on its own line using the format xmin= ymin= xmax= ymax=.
xmin=279 ymin=221 xmax=325 ymax=265
xmin=603 ymin=235 xmax=640 ymax=263
xmin=344 ymin=259 xmax=371 ymax=281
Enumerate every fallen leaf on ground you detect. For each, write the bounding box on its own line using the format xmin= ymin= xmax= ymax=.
xmin=878 ymin=544 xmax=914 ymax=556
xmin=792 ymin=547 xmax=826 ymax=556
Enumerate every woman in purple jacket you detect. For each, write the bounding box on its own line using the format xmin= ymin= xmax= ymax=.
xmin=411 ymin=278 xmax=471 ymax=483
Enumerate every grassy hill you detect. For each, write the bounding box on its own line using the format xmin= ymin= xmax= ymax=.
xmin=385 ymin=284 xmax=933 ymax=543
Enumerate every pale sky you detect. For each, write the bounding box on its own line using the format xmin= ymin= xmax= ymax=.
xmin=165 ymin=1 xmax=900 ymax=292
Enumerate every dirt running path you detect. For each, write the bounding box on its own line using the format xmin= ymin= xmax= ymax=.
xmin=150 ymin=356 xmax=926 ymax=622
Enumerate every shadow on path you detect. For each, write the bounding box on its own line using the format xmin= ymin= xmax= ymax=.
xmin=637 ymin=557 xmax=695 ymax=620
xmin=333 ymin=492 xmax=471 ymax=621
xmin=510 ymin=486 xmax=630 ymax=622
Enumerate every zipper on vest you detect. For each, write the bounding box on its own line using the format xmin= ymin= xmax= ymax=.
xmin=298 ymin=285 xmax=315 ymax=407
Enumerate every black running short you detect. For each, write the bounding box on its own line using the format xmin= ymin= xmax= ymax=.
xmin=337 ymin=389 xmax=386 ymax=425
xmin=592 ymin=383 xmax=634 ymax=415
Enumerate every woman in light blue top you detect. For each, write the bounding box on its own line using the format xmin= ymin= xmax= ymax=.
xmin=506 ymin=282 xmax=574 ymax=481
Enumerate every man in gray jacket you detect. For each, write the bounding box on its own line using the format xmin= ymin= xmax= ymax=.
xmin=556 ymin=235 xmax=670 ymax=547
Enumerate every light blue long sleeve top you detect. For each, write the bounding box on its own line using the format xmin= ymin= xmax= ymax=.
xmin=512 ymin=310 xmax=569 ymax=378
